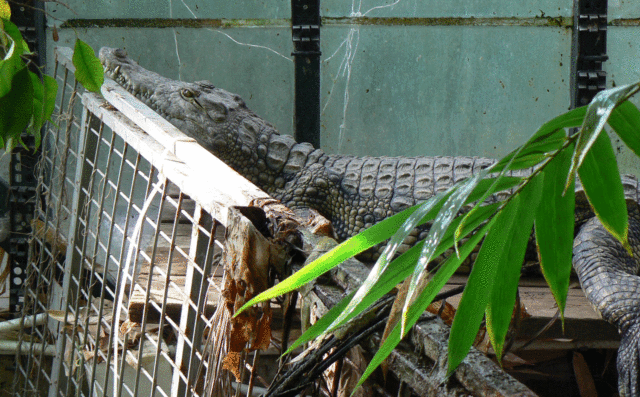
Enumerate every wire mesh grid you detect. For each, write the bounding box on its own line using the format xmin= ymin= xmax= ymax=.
xmin=11 ymin=48 xmax=267 ymax=397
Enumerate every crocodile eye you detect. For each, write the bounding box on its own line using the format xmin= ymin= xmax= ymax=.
xmin=181 ymin=88 xmax=196 ymax=98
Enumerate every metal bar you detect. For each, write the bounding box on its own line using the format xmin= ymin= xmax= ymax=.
xmin=79 ymin=118 xmax=116 ymax=397
xmin=132 ymin=171 xmax=168 ymax=397
xmin=174 ymin=205 xmax=216 ymax=396
xmin=570 ymin=0 xmax=608 ymax=108
xmin=153 ymin=192 xmax=185 ymax=395
xmin=64 ymin=107 xmax=101 ymax=397
xmin=98 ymin=138 xmax=131 ymax=397
xmin=73 ymin=115 xmax=108 ymax=396
xmin=110 ymin=151 xmax=143 ymax=397
xmin=48 ymin=78 xmax=84 ymax=397
xmin=291 ymin=0 xmax=321 ymax=148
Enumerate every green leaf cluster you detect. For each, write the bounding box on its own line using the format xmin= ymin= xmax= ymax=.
xmin=236 ymin=82 xmax=640 ymax=390
xmin=0 ymin=15 xmax=103 ymax=151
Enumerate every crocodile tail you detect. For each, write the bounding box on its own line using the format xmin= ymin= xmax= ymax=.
xmin=618 ymin=323 xmax=640 ymax=397
xmin=573 ymin=210 xmax=640 ymax=397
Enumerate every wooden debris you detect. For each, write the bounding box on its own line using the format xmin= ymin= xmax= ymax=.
xmin=31 ymin=219 xmax=68 ymax=254
xmin=572 ymin=351 xmax=598 ymax=397
xmin=300 ymin=230 xmax=538 ymax=397
xmin=221 ymin=203 xmax=302 ymax=381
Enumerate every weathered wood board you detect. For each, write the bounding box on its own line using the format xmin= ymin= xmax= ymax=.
xmin=128 ymin=201 xmax=224 ymax=323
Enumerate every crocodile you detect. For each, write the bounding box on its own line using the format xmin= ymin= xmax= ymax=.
xmin=99 ymin=47 xmax=640 ymax=396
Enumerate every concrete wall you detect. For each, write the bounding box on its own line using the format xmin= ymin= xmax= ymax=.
xmin=45 ymin=0 xmax=640 ymax=175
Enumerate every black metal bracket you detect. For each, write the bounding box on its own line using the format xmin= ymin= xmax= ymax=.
xmin=571 ymin=0 xmax=608 ymax=108
xmin=292 ymin=24 xmax=320 ymax=54
xmin=8 ymin=142 xmax=37 ymax=313
xmin=292 ymin=0 xmax=321 ymax=148
xmin=9 ymin=2 xmax=46 ymax=313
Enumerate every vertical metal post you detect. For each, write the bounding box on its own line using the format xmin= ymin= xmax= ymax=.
xmin=8 ymin=0 xmax=47 ymax=313
xmin=173 ymin=205 xmax=216 ymax=397
xmin=8 ymin=144 xmax=37 ymax=312
xmin=292 ymin=0 xmax=321 ymax=148
xmin=571 ymin=0 xmax=608 ymax=108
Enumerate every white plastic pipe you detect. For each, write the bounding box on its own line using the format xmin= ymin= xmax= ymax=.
xmin=0 ymin=313 xmax=48 ymax=333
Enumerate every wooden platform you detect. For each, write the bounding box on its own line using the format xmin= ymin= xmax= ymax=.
xmin=127 ymin=193 xmax=618 ymax=350
xmin=128 ymin=197 xmax=224 ymax=323
xmin=443 ymin=275 xmax=619 ymax=351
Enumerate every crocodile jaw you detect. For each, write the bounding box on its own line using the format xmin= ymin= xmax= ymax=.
xmin=99 ymin=47 xmax=247 ymax=151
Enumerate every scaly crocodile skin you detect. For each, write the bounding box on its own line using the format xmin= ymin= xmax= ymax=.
xmin=100 ymin=47 xmax=640 ymax=395
xmin=574 ymin=205 xmax=640 ymax=397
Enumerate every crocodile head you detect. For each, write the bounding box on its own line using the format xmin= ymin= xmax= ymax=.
xmin=99 ymin=47 xmax=254 ymax=153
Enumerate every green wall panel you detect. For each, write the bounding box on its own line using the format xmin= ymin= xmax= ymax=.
xmin=319 ymin=25 xmax=572 ymax=158
xmin=45 ymin=0 xmax=576 ymax=22
xmin=605 ymin=26 xmax=640 ymax=176
xmin=46 ymin=1 xmax=291 ymax=21
xmin=609 ymin=1 xmax=640 ymax=19
xmin=321 ymin=0 xmax=572 ymax=18
xmin=49 ymin=27 xmax=294 ymax=136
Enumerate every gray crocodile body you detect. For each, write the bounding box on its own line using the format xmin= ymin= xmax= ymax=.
xmin=100 ymin=47 xmax=640 ymax=396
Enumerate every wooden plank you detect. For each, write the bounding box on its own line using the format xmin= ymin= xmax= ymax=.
xmin=441 ymin=275 xmax=620 ymax=348
xmin=81 ymin=92 xmax=270 ymax=227
xmin=128 ymin=275 xmax=221 ymax=323
xmin=441 ymin=282 xmax=600 ymax=320
xmin=159 ymin=200 xmax=197 ymax=223
xmin=97 ymin=79 xmax=268 ymax=208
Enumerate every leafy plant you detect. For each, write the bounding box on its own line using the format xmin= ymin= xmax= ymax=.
xmin=237 ymin=82 xmax=640 ymax=387
xmin=0 ymin=1 xmax=103 ymax=151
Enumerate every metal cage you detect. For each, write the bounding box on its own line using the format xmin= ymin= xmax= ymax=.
xmin=13 ymin=47 xmax=270 ymax=397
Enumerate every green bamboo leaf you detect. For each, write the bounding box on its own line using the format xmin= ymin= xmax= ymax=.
xmin=535 ymin=143 xmax=575 ymax=325
xmin=530 ymin=106 xmax=587 ymax=141
xmin=608 ymin=100 xmax=640 ymax=158
xmin=287 ymin=202 xmax=501 ymax=355
xmin=401 ymin=171 xmax=487 ymax=333
xmin=0 ymin=66 xmax=33 ymax=145
xmin=236 ymin=177 xmax=521 ymax=316
xmin=486 ymin=174 xmax=543 ymax=360
xmin=72 ymin=39 xmax=104 ymax=93
xmin=318 ymin=202 xmax=501 ymax=338
xmin=492 ymin=106 xmax=586 ymax=173
xmin=577 ymin=131 xmax=629 ymax=249
xmin=447 ymin=192 xmax=524 ymax=375
xmin=356 ymin=220 xmax=496 ymax=389
xmin=334 ymin=190 xmax=453 ymax=332
xmin=567 ymin=84 xmax=640 ymax=190
xmin=494 ymin=132 xmax=567 ymax=172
